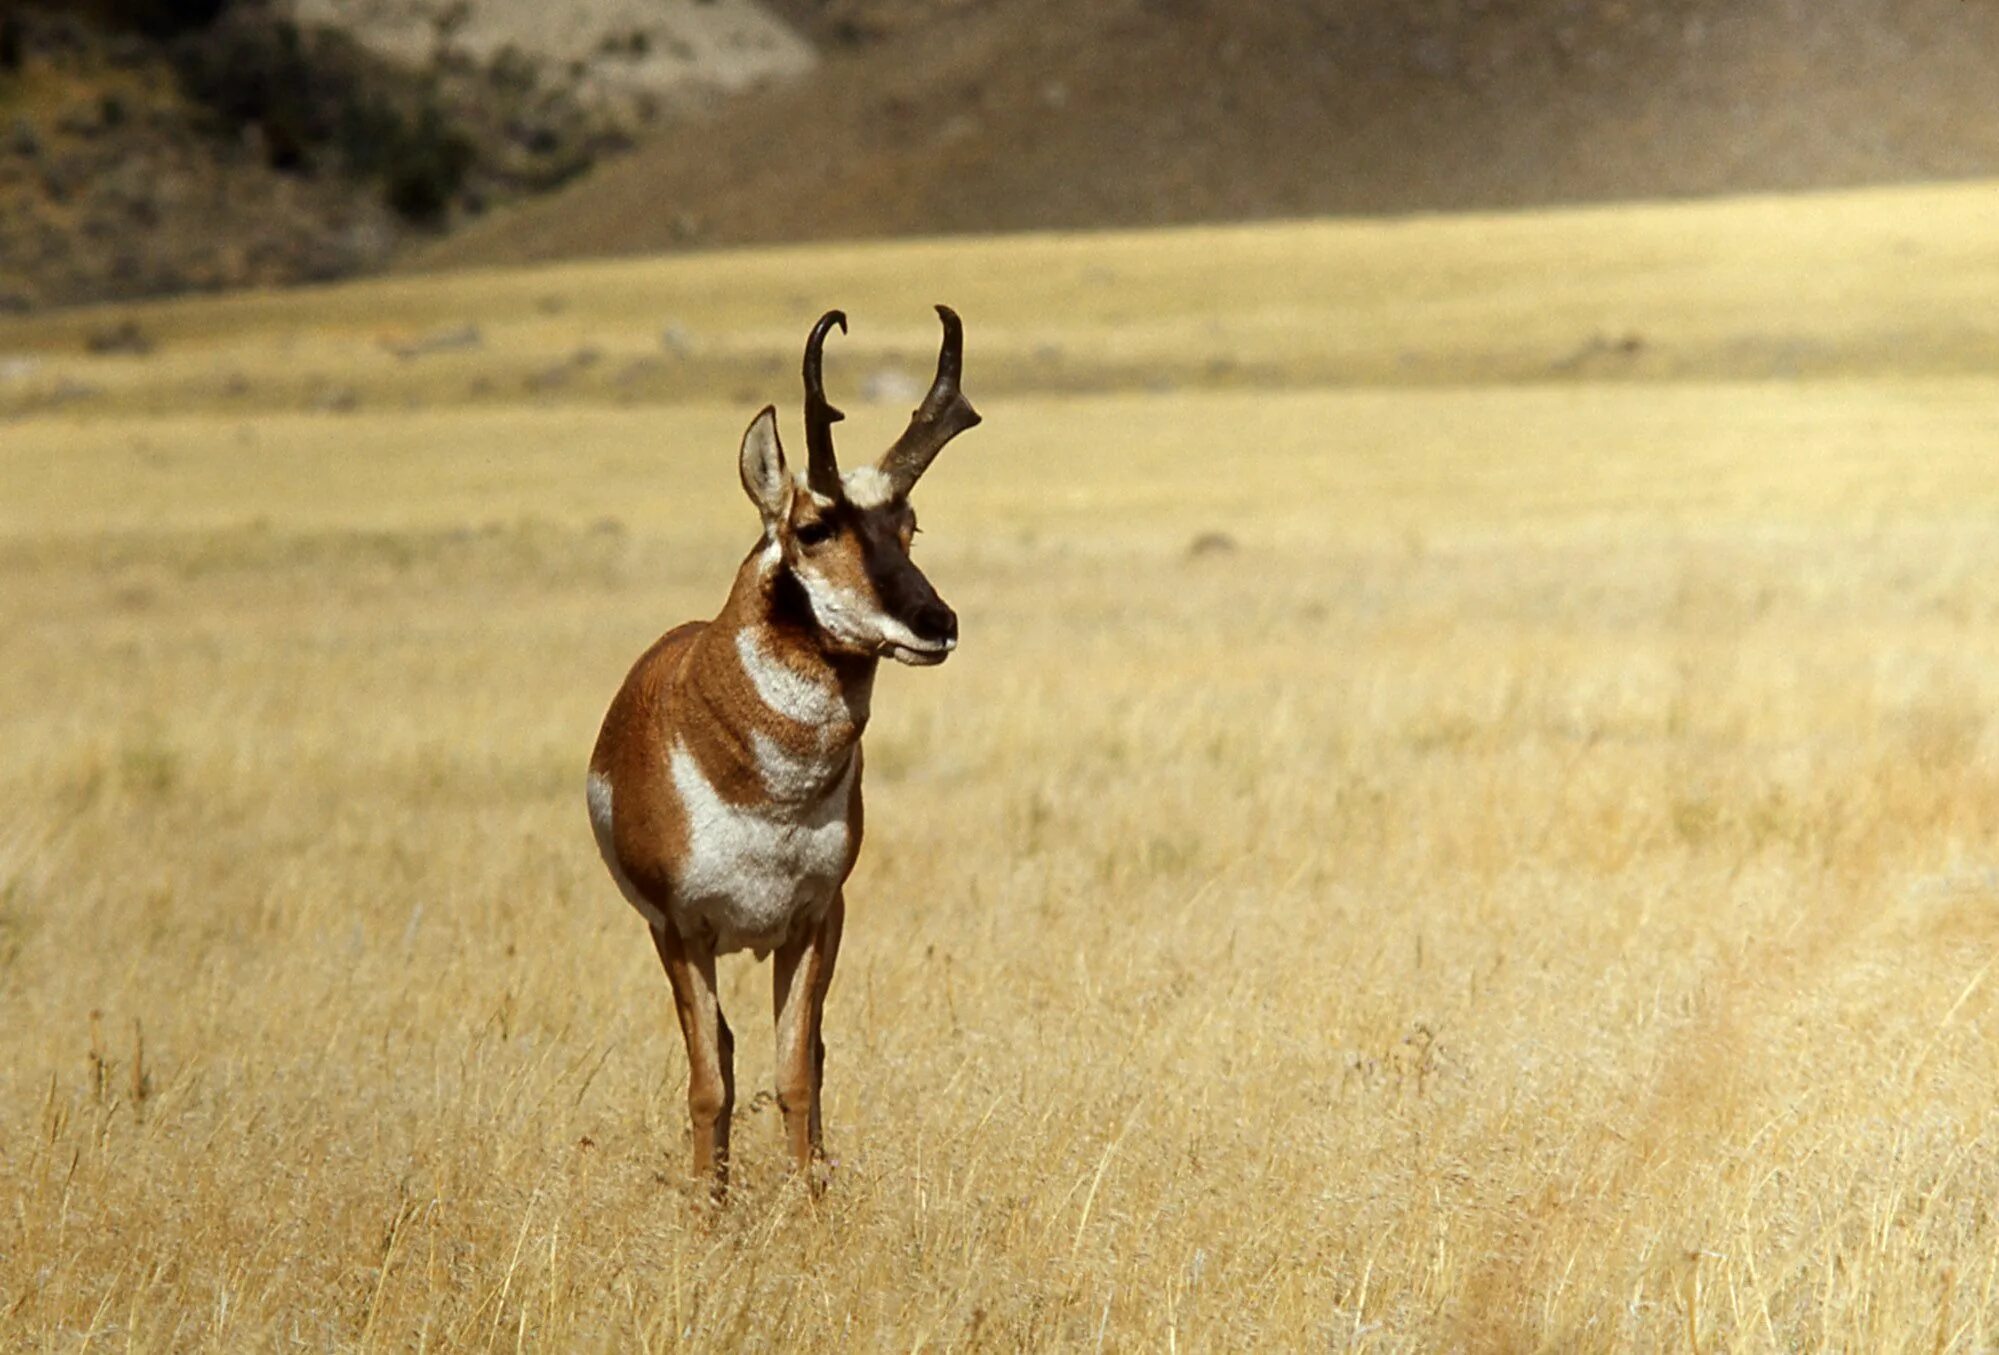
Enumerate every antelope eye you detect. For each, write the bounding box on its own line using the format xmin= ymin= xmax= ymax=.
xmin=795 ymin=519 xmax=834 ymax=548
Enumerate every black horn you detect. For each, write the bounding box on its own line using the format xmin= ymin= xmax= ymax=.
xmin=880 ymin=305 xmax=981 ymax=495
xmin=802 ymin=309 xmax=847 ymax=498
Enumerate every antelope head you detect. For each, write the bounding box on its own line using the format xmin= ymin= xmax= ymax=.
xmin=738 ymin=305 xmax=981 ymax=666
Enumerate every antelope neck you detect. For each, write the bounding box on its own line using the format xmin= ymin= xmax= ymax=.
xmin=681 ymin=554 xmax=877 ymax=788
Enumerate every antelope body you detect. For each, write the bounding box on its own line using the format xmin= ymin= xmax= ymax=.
xmin=586 ymin=306 xmax=979 ymax=1192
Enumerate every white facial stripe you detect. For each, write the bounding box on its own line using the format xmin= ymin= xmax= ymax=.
xmin=841 ymin=466 xmax=896 ymax=509
xmin=735 ymin=625 xmax=846 ymax=725
xmin=872 ymin=612 xmax=934 ymax=650
xmin=585 ymin=771 xmax=667 ymax=930
xmin=789 ymin=560 xmax=878 ymax=647
xmin=669 ymin=739 xmax=852 ymax=954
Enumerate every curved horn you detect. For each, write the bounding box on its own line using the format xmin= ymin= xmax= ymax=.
xmin=880 ymin=304 xmax=981 ymax=495
xmin=802 ymin=309 xmax=847 ymax=498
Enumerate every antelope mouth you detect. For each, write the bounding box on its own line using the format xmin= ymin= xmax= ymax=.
xmin=884 ymin=637 xmax=955 ymax=667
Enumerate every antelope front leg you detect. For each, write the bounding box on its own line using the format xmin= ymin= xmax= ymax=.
xmin=773 ymin=893 xmax=842 ymax=1186
xmin=650 ymin=922 xmax=734 ymax=1196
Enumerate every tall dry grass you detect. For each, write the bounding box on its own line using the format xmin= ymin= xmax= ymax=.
xmin=4 ymin=184 xmax=1999 ymax=1349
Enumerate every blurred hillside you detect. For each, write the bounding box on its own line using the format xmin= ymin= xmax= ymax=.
xmin=0 ymin=0 xmax=803 ymax=310
xmin=426 ymin=0 xmax=1999 ymax=269
xmin=7 ymin=0 xmax=1999 ymax=308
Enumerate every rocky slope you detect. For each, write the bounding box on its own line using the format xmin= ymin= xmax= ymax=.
xmin=0 ymin=0 xmax=809 ymax=310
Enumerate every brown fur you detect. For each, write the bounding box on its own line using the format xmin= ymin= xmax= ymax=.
xmin=586 ymin=306 xmax=977 ymax=1196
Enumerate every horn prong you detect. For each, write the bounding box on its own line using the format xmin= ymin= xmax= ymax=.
xmin=802 ymin=309 xmax=847 ymax=497
xmin=880 ymin=304 xmax=980 ymax=495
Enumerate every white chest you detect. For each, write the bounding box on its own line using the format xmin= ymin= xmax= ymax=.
xmin=667 ymin=739 xmax=855 ymax=955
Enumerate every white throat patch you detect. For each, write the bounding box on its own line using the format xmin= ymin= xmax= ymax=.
xmin=734 ymin=626 xmax=847 ymax=727
xmin=668 ymin=738 xmax=853 ymax=954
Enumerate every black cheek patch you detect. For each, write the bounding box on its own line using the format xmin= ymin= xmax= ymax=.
xmin=770 ymin=566 xmax=817 ymax=631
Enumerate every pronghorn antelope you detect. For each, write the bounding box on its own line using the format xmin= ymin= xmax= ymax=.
xmin=587 ymin=306 xmax=979 ymax=1193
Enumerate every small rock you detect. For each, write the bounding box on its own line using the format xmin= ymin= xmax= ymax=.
xmin=526 ymin=363 xmax=572 ymax=392
xmin=614 ymin=356 xmax=663 ymax=387
xmin=1186 ymin=531 xmax=1239 ymax=559
xmin=47 ymin=377 xmax=104 ymax=407
xmin=380 ymin=323 xmax=482 ymax=359
xmin=84 ymin=320 xmax=153 ymax=356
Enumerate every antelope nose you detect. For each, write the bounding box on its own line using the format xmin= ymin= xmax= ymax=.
xmin=920 ymin=600 xmax=958 ymax=648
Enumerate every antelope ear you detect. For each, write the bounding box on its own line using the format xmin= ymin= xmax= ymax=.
xmin=739 ymin=406 xmax=788 ymax=524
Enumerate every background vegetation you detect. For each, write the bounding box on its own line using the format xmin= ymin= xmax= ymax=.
xmin=2 ymin=179 xmax=1997 ymax=1347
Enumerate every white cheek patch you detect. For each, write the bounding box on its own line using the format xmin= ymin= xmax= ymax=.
xmin=735 ymin=625 xmax=847 ymax=725
xmin=841 ymin=467 xmax=896 ymax=509
xmin=585 ymin=771 xmax=668 ymax=931
xmin=790 ymin=560 xmax=888 ymax=647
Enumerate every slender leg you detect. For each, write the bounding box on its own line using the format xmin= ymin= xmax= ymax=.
xmin=808 ymin=891 xmax=845 ymax=1155
xmin=650 ymin=922 xmax=733 ymax=1196
xmin=772 ymin=892 xmax=842 ymax=1185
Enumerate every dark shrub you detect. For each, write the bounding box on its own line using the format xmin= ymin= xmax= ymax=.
xmin=340 ymin=96 xmax=473 ymax=223
xmin=172 ymin=10 xmax=472 ymax=221
xmin=93 ymin=0 xmax=229 ymax=40
xmin=173 ymin=15 xmax=327 ymax=168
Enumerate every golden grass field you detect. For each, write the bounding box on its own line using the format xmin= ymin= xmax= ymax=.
xmin=4 ymin=181 xmax=1999 ymax=1350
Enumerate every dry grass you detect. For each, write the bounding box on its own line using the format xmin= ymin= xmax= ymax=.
xmin=4 ymin=183 xmax=1999 ymax=1350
